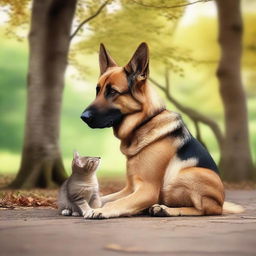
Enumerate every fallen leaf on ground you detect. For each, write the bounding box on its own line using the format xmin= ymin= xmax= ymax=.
xmin=104 ymin=243 xmax=176 ymax=254
xmin=104 ymin=243 xmax=147 ymax=253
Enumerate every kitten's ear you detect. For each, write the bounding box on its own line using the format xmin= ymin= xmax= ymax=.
xmin=99 ymin=43 xmax=117 ymax=75
xmin=73 ymin=150 xmax=83 ymax=167
xmin=124 ymin=42 xmax=149 ymax=83
xmin=73 ymin=150 xmax=80 ymax=160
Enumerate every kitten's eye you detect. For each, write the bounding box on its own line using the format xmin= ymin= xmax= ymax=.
xmin=88 ymin=160 xmax=92 ymax=165
xmin=96 ymin=86 xmax=100 ymax=95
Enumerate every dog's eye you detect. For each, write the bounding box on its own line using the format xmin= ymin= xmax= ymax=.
xmin=96 ymin=86 xmax=100 ymax=95
xmin=104 ymin=84 xmax=120 ymax=98
xmin=109 ymin=88 xmax=118 ymax=96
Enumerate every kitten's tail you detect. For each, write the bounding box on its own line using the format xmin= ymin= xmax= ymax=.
xmin=222 ymin=201 xmax=244 ymax=214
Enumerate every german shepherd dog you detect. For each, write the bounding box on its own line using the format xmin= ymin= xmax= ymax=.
xmin=81 ymin=43 xmax=243 ymax=219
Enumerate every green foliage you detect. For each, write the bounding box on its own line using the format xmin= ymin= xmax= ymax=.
xmin=243 ymin=14 xmax=256 ymax=97
xmin=0 ymin=36 xmax=27 ymax=153
xmin=0 ymin=0 xmax=30 ymax=40
xmin=72 ymin=0 xmax=188 ymax=76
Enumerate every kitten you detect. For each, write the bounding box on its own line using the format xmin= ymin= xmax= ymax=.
xmin=58 ymin=151 xmax=101 ymax=218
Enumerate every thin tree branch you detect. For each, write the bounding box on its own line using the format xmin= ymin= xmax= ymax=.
xmin=193 ymin=119 xmax=207 ymax=149
xmin=194 ymin=119 xmax=200 ymax=138
xmin=149 ymin=77 xmax=224 ymax=149
xmin=70 ymin=0 xmax=110 ymax=41
xmin=163 ymin=68 xmax=206 ymax=148
xmin=165 ymin=67 xmax=170 ymax=93
xmin=131 ymin=0 xmax=212 ymax=9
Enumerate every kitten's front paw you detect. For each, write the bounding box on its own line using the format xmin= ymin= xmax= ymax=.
xmin=72 ymin=211 xmax=80 ymax=217
xmin=61 ymin=209 xmax=71 ymax=216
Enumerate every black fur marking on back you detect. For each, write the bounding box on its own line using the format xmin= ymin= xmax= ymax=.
xmin=177 ymin=136 xmax=219 ymax=174
xmin=169 ymin=119 xmax=219 ymax=174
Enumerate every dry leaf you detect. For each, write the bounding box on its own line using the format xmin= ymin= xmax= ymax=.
xmin=104 ymin=243 xmax=147 ymax=253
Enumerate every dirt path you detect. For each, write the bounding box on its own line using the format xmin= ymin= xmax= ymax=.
xmin=0 ymin=190 xmax=256 ymax=256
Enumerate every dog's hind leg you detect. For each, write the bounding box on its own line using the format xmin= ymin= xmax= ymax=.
xmin=149 ymin=196 xmax=223 ymax=217
xmin=149 ymin=204 xmax=203 ymax=217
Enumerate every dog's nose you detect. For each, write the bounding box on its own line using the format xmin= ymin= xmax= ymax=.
xmin=81 ymin=110 xmax=93 ymax=123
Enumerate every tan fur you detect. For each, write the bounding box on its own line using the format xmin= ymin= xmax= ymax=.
xmin=155 ymin=167 xmax=225 ymax=216
xmin=120 ymin=110 xmax=181 ymax=156
xmin=113 ymin=70 xmax=164 ymax=140
xmin=87 ymin=67 xmax=226 ymax=218
xmin=85 ymin=44 xmax=241 ymax=219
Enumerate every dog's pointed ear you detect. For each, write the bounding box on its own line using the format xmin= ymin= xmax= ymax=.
xmin=124 ymin=42 xmax=149 ymax=82
xmin=99 ymin=43 xmax=117 ymax=75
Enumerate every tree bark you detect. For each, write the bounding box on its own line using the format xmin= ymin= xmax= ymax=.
xmin=10 ymin=0 xmax=77 ymax=188
xmin=216 ymin=0 xmax=254 ymax=181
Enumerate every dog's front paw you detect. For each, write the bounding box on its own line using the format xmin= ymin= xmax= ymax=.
xmin=85 ymin=208 xmax=116 ymax=219
xmin=88 ymin=209 xmax=107 ymax=219
xmin=149 ymin=204 xmax=168 ymax=217
xmin=91 ymin=209 xmax=106 ymax=219
xmin=83 ymin=209 xmax=94 ymax=219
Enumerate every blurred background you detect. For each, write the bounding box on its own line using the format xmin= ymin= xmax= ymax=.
xmin=0 ymin=0 xmax=255 ymax=189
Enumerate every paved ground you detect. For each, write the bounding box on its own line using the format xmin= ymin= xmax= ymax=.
xmin=0 ymin=190 xmax=256 ymax=256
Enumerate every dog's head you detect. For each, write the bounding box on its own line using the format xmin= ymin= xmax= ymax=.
xmin=81 ymin=43 xmax=150 ymax=129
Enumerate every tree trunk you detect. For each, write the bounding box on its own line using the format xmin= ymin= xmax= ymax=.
xmin=10 ymin=0 xmax=77 ymax=188
xmin=216 ymin=0 xmax=254 ymax=181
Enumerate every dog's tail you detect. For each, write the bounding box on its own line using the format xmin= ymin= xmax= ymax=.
xmin=222 ymin=201 xmax=245 ymax=214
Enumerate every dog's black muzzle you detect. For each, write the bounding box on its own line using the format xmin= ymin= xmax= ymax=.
xmin=81 ymin=106 xmax=123 ymax=128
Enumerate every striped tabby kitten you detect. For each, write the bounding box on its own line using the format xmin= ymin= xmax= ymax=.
xmin=58 ymin=151 xmax=101 ymax=218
